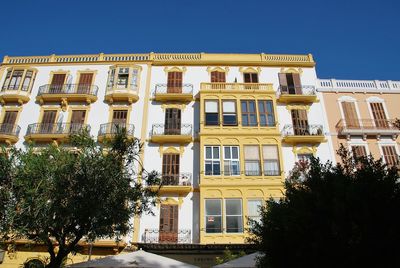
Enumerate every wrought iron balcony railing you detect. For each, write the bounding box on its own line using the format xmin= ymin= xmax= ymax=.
xmin=158 ymin=173 xmax=192 ymax=186
xmin=143 ymin=229 xmax=191 ymax=244
xmin=0 ymin=124 xmax=21 ymax=136
xmin=38 ymin=84 xmax=98 ymax=96
xmin=201 ymin=82 xmax=272 ymax=91
xmin=153 ymin=84 xmax=193 ymax=95
xmin=151 ymin=124 xmax=192 ymax=136
xmin=98 ymin=123 xmax=135 ymax=137
xmin=277 ymin=85 xmax=316 ymax=96
xmin=282 ymin=124 xmax=324 ymax=136
xmin=26 ymin=123 xmax=90 ymax=135
xmin=336 ymin=119 xmax=400 ymax=135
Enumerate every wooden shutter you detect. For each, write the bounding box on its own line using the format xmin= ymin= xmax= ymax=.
xmin=278 ymin=73 xmax=288 ymax=93
xmin=50 ymin=74 xmax=66 ymax=93
xmin=244 ymin=73 xmax=258 ymax=83
xmin=41 ymin=111 xmax=57 ymax=133
xmin=2 ymin=111 xmax=17 ymax=125
xmin=211 ymin=71 xmax=226 ymax=83
xmin=112 ymin=110 xmax=127 ymax=123
xmin=70 ymin=110 xmax=86 ymax=133
xmin=164 ymin=108 xmax=181 ymax=135
xmin=77 ymin=73 xmax=93 ymax=93
xmin=291 ymin=110 xmax=308 ymax=135
xmin=382 ymin=146 xmax=398 ymax=166
xmin=162 ymin=153 xmax=180 ymax=185
xmin=292 ymin=73 xmax=302 ymax=94
xmin=352 ymin=146 xmax=367 ymax=158
xmin=159 ymin=205 xmax=178 ymax=243
xmin=167 ymin=72 xmax=182 ymax=93
xmin=370 ymin=102 xmax=388 ymax=128
xmin=341 ymin=102 xmax=360 ymax=128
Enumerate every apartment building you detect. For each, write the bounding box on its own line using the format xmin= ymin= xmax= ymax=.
xmin=318 ymin=79 xmax=400 ymax=164
xmin=0 ymin=52 xmax=373 ymax=267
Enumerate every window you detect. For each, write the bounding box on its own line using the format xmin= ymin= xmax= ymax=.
xmin=247 ymin=199 xmax=262 ymax=224
xmin=258 ymin=100 xmax=275 ymax=126
xmin=162 ymin=154 xmax=180 ymax=185
xmin=298 ymin=153 xmax=313 ymax=162
xmin=167 ymin=72 xmax=183 ymax=93
xmin=222 ymin=100 xmax=237 ymax=126
xmin=291 ymin=109 xmax=309 ymax=135
xmin=205 ymin=199 xmax=222 ymax=233
xmin=263 ymin=145 xmax=280 ymax=176
xmin=278 ymin=73 xmax=302 ymax=94
xmin=225 ymin=199 xmax=243 ymax=233
xmin=370 ymin=102 xmax=388 ymax=128
xmin=223 ymin=146 xmax=240 ymax=176
xmin=243 ymin=72 xmax=258 ymax=83
xmin=351 ymin=146 xmax=367 ymax=158
xmin=382 ymin=146 xmax=398 ymax=166
xmin=1 ymin=69 xmax=35 ymax=92
xmin=244 ymin=145 xmax=261 ymax=176
xmin=211 ymin=71 xmax=226 ymax=83
xmin=107 ymin=66 xmax=139 ymax=90
xmin=205 ymin=146 xmax=221 ymax=175
xmin=164 ymin=108 xmax=181 ymax=135
xmin=241 ymin=100 xmax=257 ymax=126
xmin=341 ymin=102 xmax=360 ymax=128
xmin=205 ymin=100 xmax=219 ymax=126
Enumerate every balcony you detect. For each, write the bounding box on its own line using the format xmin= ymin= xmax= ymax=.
xmin=200 ymin=82 xmax=273 ymax=92
xmin=143 ymin=229 xmax=191 ymax=244
xmin=150 ymin=124 xmax=192 ymax=144
xmin=0 ymin=85 xmax=31 ymax=105
xmin=336 ymin=119 xmax=400 ymax=140
xmin=36 ymin=84 xmax=98 ymax=104
xmin=97 ymin=123 xmax=135 ymax=142
xmin=25 ymin=123 xmax=90 ymax=143
xmin=276 ymin=85 xmax=317 ymax=103
xmin=104 ymin=85 xmax=139 ymax=104
xmin=153 ymin=84 xmax=193 ymax=102
xmin=149 ymin=173 xmax=192 ymax=194
xmin=282 ymin=124 xmax=325 ymax=144
xmin=0 ymin=124 xmax=21 ymax=144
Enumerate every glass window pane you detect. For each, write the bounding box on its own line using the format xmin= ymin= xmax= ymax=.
xmin=241 ymin=101 xmax=247 ymax=112
xmin=205 ymin=101 xmax=218 ymax=112
xmin=232 ymin=147 xmax=238 ymax=159
xmin=263 ymin=145 xmax=278 ymax=159
xmin=206 ymin=199 xmax=221 ymax=215
xmin=223 ymin=101 xmax=235 ymax=112
xmin=205 ymin=114 xmax=219 ymax=125
xmin=244 ymin=146 xmax=260 ymax=160
xmin=226 ymin=199 xmax=241 ymax=215
xmin=213 ymin=147 xmax=219 ymax=159
xmin=226 ymin=216 xmax=242 ymax=233
xmin=206 ymin=147 xmax=212 ymax=159
xmin=248 ymin=200 xmax=262 ymax=216
xmin=249 ymin=101 xmax=255 ymax=112
xmin=224 ymin=147 xmax=231 ymax=159
xmin=206 ymin=216 xmax=222 ymax=233
xmin=213 ymin=162 xmax=220 ymax=175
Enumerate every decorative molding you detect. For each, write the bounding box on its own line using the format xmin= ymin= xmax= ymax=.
xmin=163 ymin=66 xmax=187 ymax=74
xmin=285 ymin=104 xmax=310 ymax=111
xmin=206 ymin=66 xmax=229 ymax=74
xmin=239 ymin=67 xmax=261 ymax=74
xmin=292 ymin=145 xmax=317 ymax=156
xmin=280 ymin=67 xmax=303 ymax=74
xmin=161 ymin=103 xmax=186 ymax=111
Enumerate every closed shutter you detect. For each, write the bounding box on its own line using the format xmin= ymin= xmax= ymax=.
xmin=1 ymin=111 xmax=18 ymax=133
xmin=341 ymin=102 xmax=360 ymax=128
xmin=211 ymin=71 xmax=226 ymax=83
xmin=41 ymin=111 xmax=57 ymax=133
xmin=77 ymin=73 xmax=93 ymax=93
xmin=370 ymin=102 xmax=388 ymax=128
xmin=278 ymin=73 xmax=288 ymax=93
xmin=162 ymin=153 xmax=180 ymax=185
xmin=291 ymin=109 xmax=308 ymax=135
xmin=164 ymin=108 xmax=181 ymax=135
xmin=159 ymin=205 xmax=179 ymax=243
xmin=352 ymin=146 xmax=367 ymax=158
xmin=70 ymin=110 xmax=86 ymax=133
xmin=292 ymin=73 xmax=302 ymax=94
xmin=112 ymin=110 xmax=127 ymax=123
xmin=50 ymin=74 xmax=66 ymax=93
xmin=167 ymin=72 xmax=182 ymax=93
xmin=382 ymin=146 xmax=398 ymax=166
xmin=244 ymin=73 xmax=258 ymax=83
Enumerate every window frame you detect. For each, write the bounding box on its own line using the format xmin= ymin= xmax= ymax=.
xmin=258 ymin=100 xmax=275 ymax=127
xmin=205 ymin=146 xmax=221 ymax=176
xmin=222 ymin=100 xmax=237 ymax=126
xmin=244 ymin=145 xmax=261 ymax=176
xmin=262 ymin=145 xmax=280 ymax=176
xmin=204 ymin=100 xmax=220 ymax=126
xmin=223 ymin=146 xmax=240 ymax=176
xmin=247 ymin=199 xmax=263 ymax=225
xmin=225 ymin=199 xmax=243 ymax=233
xmin=205 ymin=199 xmax=222 ymax=233
xmin=107 ymin=66 xmax=140 ymax=90
xmin=1 ymin=68 xmax=36 ymax=92
xmin=241 ymin=100 xmax=258 ymax=127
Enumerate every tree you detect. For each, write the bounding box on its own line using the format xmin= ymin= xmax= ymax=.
xmin=249 ymin=146 xmax=400 ymax=268
xmin=0 ymin=130 xmax=160 ymax=268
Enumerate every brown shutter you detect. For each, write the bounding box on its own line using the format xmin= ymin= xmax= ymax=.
xmin=164 ymin=108 xmax=181 ymax=135
xmin=278 ymin=73 xmax=288 ymax=93
xmin=162 ymin=153 xmax=180 ymax=185
xmin=352 ymin=146 xmax=367 ymax=158
xmin=159 ymin=205 xmax=178 ymax=243
xmin=370 ymin=102 xmax=388 ymax=128
xmin=292 ymin=73 xmax=302 ymax=94
xmin=291 ymin=109 xmax=308 ymax=135
xmin=211 ymin=71 xmax=226 ymax=83
xmin=382 ymin=146 xmax=398 ymax=166
xmin=341 ymin=102 xmax=360 ymax=128
xmin=2 ymin=111 xmax=17 ymax=125
xmin=71 ymin=110 xmax=86 ymax=124
xmin=112 ymin=110 xmax=127 ymax=123
xmin=167 ymin=72 xmax=182 ymax=93
xmin=41 ymin=111 xmax=57 ymax=133
xmin=77 ymin=73 xmax=93 ymax=93
xmin=50 ymin=74 xmax=66 ymax=93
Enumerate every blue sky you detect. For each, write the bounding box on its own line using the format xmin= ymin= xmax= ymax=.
xmin=1 ymin=0 xmax=399 ymax=80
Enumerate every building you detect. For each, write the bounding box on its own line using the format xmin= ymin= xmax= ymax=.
xmin=1 ymin=52 xmax=397 ymax=267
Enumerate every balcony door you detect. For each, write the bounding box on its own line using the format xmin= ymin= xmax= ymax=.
xmin=162 ymin=153 xmax=180 ymax=185
xmin=291 ymin=109 xmax=308 ymax=135
xmin=279 ymin=73 xmax=302 ymax=95
xmin=164 ymin=108 xmax=181 ymax=135
xmin=1 ymin=111 xmax=17 ymax=133
xmin=77 ymin=73 xmax=93 ymax=94
xmin=370 ymin=102 xmax=388 ymax=128
xmin=50 ymin=74 xmax=66 ymax=93
xmin=112 ymin=110 xmax=128 ymax=133
xmin=341 ymin=102 xmax=360 ymax=128
xmin=159 ymin=204 xmax=179 ymax=243
xmin=167 ymin=72 xmax=182 ymax=93
xmin=41 ymin=111 xmax=57 ymax=133
xmin=70 ymin=110 xmax=86 ymax=133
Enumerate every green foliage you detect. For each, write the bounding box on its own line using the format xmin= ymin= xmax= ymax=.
xmin=215 ymin=248 xmax=246 ymax=265
xmin=249 ymin=145 xmax=400 ymax=268
xmin=0 ymin=130 xmax=160 ymax=268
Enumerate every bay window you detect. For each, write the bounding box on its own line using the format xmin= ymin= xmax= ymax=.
xmin=107 ymin=66 xmax=140 ymax=90
xmin=205 ymin=146 xmax=220 ymax=175
xmin=223 ymin=146 xmax=240 ymax=176
xmin=2 ymin=68 xmax=36 ymax=92
xmin=244 ymin=145 xmax=261 ymax=176
xmin=258 ymin=100 xmax=275 ymax=126
xmin=205 ymin=100 xmax=219 ymax=126
xmin=222 ymin=100 xmax=237 ymax=125
xmin=262 ymin=145 xmax=280 ymax=176
xmin=241 ymin=100 xmax=257 ymax=126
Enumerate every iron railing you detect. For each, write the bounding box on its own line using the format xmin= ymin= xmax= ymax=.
xmin=106 ymin=84 xmax=138 ymax=93
xmin=282 ymin=124 xmax=324 ymax=136
xmin=26 ymin=123 xmax=90 ymax=135
xmin=158 ymin=172 xmax=192 ymax=186
xmin=98 ymin=123 xmax=135 ymax=137
xmin=336 ymin=119 xmax=399 ymax=133
xmin=153 ymin=84 xmax=193 ymax=96
xmin=201 ymin=82 xmax=271 ymax=91
xmin=38 ymin=84 xmax=98 ymax=96
xmin=0 ymin=124 xmax=21 ymax=136
xmin=277 ymin=85 xmax=316 ymax=96
xmin=151 ymin=124 xmax=192 ymax=136
xmin=143 ymin=229 xmax=191 ymax=244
